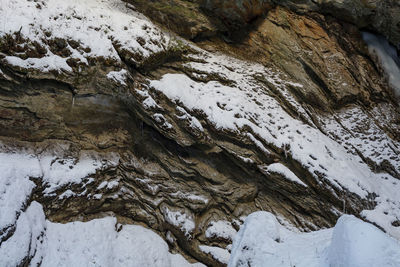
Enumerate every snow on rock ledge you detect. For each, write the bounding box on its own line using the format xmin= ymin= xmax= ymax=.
xmin=229 ymin=211 xmax=400 ymax=267
xmin=150 ymin=57 xmax=400 ymax=239
xmin=0 ymin=146 xmax=118 ymax=242
xmin=0 ymin=0 xmax=171 ymax=72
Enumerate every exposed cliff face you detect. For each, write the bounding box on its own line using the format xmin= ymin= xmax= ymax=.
xmin=273 ymin=0 xmax=400 ymax=49
xmin=120 ymin=0 xmax=400 ymax=50
xmin=0 ymin=0 xmax=399 ymax=266
xmin=202 ymin=0 xmax=273 ymax=26
xmin=199 ymin=6 xmax=396 ymax=108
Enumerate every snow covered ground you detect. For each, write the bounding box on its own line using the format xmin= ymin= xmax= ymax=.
xmin=229 ymin=211 xmax=400 ymax=267
xmin=0 ymin=148 xmax=202 ymax=267
xmin=0 ymin=201 xmax=203 ymax=267
xmin=0 ymin=148 xmax=119 ymax=241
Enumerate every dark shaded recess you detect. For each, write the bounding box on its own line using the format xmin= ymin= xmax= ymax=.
xmin=121 ymin=0 xmax=272 ymax=43
xmin=299 ymin=60 xmax=334 ymax=108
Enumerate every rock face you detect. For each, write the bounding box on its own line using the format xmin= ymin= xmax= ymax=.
xmin=0 ymin=0 xmax=400 ymax=266
xmin=207 ymin=6 xmax=395 ymax=109
xmin=202 ymin=0 xmax=400 ymax=48
xmin=121 ymin=0 xmax=220 ymax=40
xmin=122 ymin=0 xmax=400 ymax=48
xmin=274 ymin=0 xmax=400 ymax=49
xmin=122 ymin=0 xmax=274 ymax=38
xmin=202 ymin=0 xmax=273 ymax=26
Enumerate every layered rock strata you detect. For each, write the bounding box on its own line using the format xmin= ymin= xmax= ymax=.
xmin=0 ymin=0 xmax=399 ymax=266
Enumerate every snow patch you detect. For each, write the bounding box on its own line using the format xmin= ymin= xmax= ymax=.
xmin=0 ymin=152 xmax=42 ymax=234
xmin=205 ymin=220 xmax=237 ymax=241
xmin=170 ymin=191 xmax=209 ymax=204
xmin=199 ymin=245 xmax=230 ymax=265
xmin=0 ymin=202 xmax=46 ymax=266
xmin=162 ymin=207 xmax=195 ymax=238
xmin=5 ymin=55 xmax=72 ymax=73
xmin=59 ymin=189 xmax=76 ymax=199
xmin=0 ymin=201 xmax=203 ymax=267
xmin=229 ymin=211 xmax=400 ymax=267
xmin=152 ymin=113 xmax=173 ymax=129
xmin=176 ymin=106 xmax=204 ymax=132
xmin=0 ymin=0 xmax=170 ymax=72
xmin=328 ymin=215 xmax=400 ymax=267
xmin=40 ymin=153 xmax=119 ymax=195
xmin=107 ymin=69 xmax=128 ymax=86
xmin=97 ymin=180 xmax=119 ymax=190
xmin=264 ymin=163 xmax=307 ymax=187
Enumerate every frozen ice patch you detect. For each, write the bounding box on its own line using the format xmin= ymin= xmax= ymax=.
xmin=362 ymin=32 xmax=400 ymax=97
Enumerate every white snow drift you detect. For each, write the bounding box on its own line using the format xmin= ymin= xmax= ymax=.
xmin=0 ymin=202 xmax=202 ymax=267
xmin=0 ymin=0 xmax=171 ymax=73
xmin=229 ymin=211 xmax=400 ymax=267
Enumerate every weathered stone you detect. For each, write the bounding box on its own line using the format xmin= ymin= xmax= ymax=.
xmin=122 ymin=0 xmax=221 ymax=40
xmin=202 ymin=0 xmax=274 ymax=26
xmin=273 ymin=0 xmax=400 ymax=48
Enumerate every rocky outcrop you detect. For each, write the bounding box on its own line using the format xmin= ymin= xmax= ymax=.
xmin=274 ymin=0 xmax=400 ymax=49
xmin=121 ymin=0 xmax=274 ymax=39
xmin=121 ymin=0 xmax=221 ymax=40
xmin=121 ymin=0 xmax=400 ymax=49
xmin=202 ymin=0 xmax=273 ymax=26
xmin=0 ymin=0 xmax=399 ymax=266
xmin=198 ymin=6 xmax=395 ymax=110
